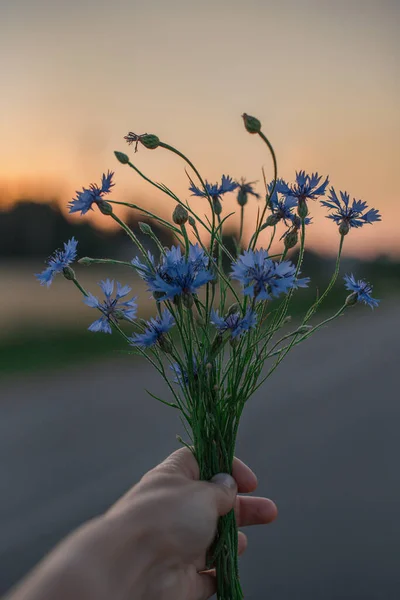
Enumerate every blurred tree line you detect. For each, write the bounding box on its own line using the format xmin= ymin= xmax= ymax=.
xmin=0 ymin=201 xmax=174 ymax=262
xmin=0 ymin=201 xmax=399 ymax=292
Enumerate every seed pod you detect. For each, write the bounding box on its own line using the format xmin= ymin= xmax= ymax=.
xmin=140 ymin=134 xmax=160 ymax=150
xmin=98 ymin=200 xmax=113 ymax=216
xmin=242 ymin=113 xmax=261 ymax=134
xmin=114 ymin=151 xmax=130 ymax=164
xmin=173 ymin=204 xmax=189 ymax=225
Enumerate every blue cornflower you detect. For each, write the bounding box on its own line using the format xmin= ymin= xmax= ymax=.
xmin=129 ymin=310 xmax=175 ymax=348
xmin=344 ymin=274 xmax=379 ymax=309
xmin=321 ymin=188 xmax=381 ymax=234
xmin=276 ymin=171 xmax=329 ymax=202
xmin=190 ymin=175 xmax=238 ymax=213
xmin=266 ymin=181 xmax=312 ymax=231
xmin=69 ymin=171 xmax=115 ymax=215
xmin=133 ymin=244 xmax=214 ymax=302
xmin=236 ymin=178 xmax=260 ymax=206
xmin=231 ymin=248 xmax=310 ymax=301
xmin=36 ymin=237 xmax=78 ymax=287
xmin=83 ymin=279 xmax=137 ymax=334
xmin=211 ymin=309 xmax=257 ymax=338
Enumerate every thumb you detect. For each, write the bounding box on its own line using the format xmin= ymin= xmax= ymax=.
xmin=207 ymin=473 xmax=237 ymax=516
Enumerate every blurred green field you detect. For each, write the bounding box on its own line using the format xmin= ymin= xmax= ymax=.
xmin=1 ymin=252 xmax=398 ymax=377
xmin=0 ymin=286 xmax=370 ymax=376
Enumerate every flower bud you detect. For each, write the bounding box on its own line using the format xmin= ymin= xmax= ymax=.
xmin=62 ymin=266 xmax=75 ymax=281
xmin=78 ymin=257 xmax=92 ymax=266
xmin=98 ymin=200 xmax=113 ymax=216
xmin=242 ymin=113 xmax=261 ymax=134
xmin=139 ymin=221 xmax=152 ymax=235
xmin=297 ymin=199 xmax=308 ymax=219
xmin=182 ymin=292 xmax=194 ymax=309
xmin=265 ymin=213 xmax=281 ymax=227
xmin=295 ymin=325 xmax=312 ymax=334
xmin=153 ymin=291 xmax=165 ymax=301
xmin=284 ymin=229 xmax=299 ymax=250
xmin=114 ymin=151 xmax=130 ymax=164
xmin=339 ymin=221 xmax=350 ymax=236
xmin=173 ymin=204 xmax=189 ymax=225
xmin=237 ymin=188 xmax=248 ymax=207
xmin=188 ymin=216 xmax=197 ymax=228
xmin=140 ymin=134 xmax=160 ymax=150
xmin=213 ymin=197 xmax=222 ymax=215
xmin=345 ymin=292 xmax=358 ymax=307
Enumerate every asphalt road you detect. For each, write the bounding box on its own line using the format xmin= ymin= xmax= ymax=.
xmin=1 ymin=302 xmax=399 ymax=599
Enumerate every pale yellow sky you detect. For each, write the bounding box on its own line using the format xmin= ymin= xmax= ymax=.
xmin=1 ymin=0 xmax=399 ymax=257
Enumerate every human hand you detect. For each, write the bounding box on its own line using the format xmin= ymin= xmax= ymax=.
xmin=102 ymin=447 xmax=278 ymax=600
xmin=6 ymin=448 xmax=277 ymax=600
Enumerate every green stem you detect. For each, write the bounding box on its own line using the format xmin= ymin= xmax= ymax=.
xmin=249 ymin=131 xmax=278 ymax=250
xmin=110 ymin=213 xmax=152 ymax=267
xmin=303 ymin=234 xmax=345 ymax=323
xmin=107 ymin=200 xmax=182 ymax=236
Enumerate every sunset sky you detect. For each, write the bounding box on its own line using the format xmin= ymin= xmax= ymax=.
xmin=1 ymin=0 xmax=399 ymax=258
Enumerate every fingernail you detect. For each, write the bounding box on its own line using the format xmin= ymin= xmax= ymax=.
xmin=210 ymin=473 xmax=237 ymax=491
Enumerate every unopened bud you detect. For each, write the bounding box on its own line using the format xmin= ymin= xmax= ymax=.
xmin=173 ymin=204 xmax=189 ymax=225
xmin=296 ymin=325 xmax=313 ymax=334
xmin=339 ymin=221 xmax=350 ymax=236
xmin=345 ymin=292 xmax=358 ymax=307
xmin=265 ymin=213 xmax=281 ymax=227
xmin=284 ymin=229 xmax=299 ymax=250
xmin=188 ymin=216 xmax=196 ymax=228
xmin=78 ymin=257 xmax=92 ymax=266
xmin=139 ymin=221 xmax=152 ymax=235
xmin=242 ymin=113 xmax=261 ymax=134
xmin=237 ymin=188 xmax=248 ymax=207
xmin=206 ymin=362 xmax=213 ymax=371
xmin=98 ymin=200 xmax=113 ymax=216
xmin=213 ymin=384 xmax=219 ymax=391
xmin=140 ymin=134 xmax=160 ymax=150
xmin=297 ymin=199 xmax=308 ymax=219
xmin=62 ymin=266 xmax=75 ymax=281
xmin=182 ymin=292 xmax=194 ymax=309
xmin=114 ymin=151 xmax=130 ymax=164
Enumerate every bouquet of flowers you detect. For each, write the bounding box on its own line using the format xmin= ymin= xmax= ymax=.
xmin=36 ymin=113 xmax=380 ymax=600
